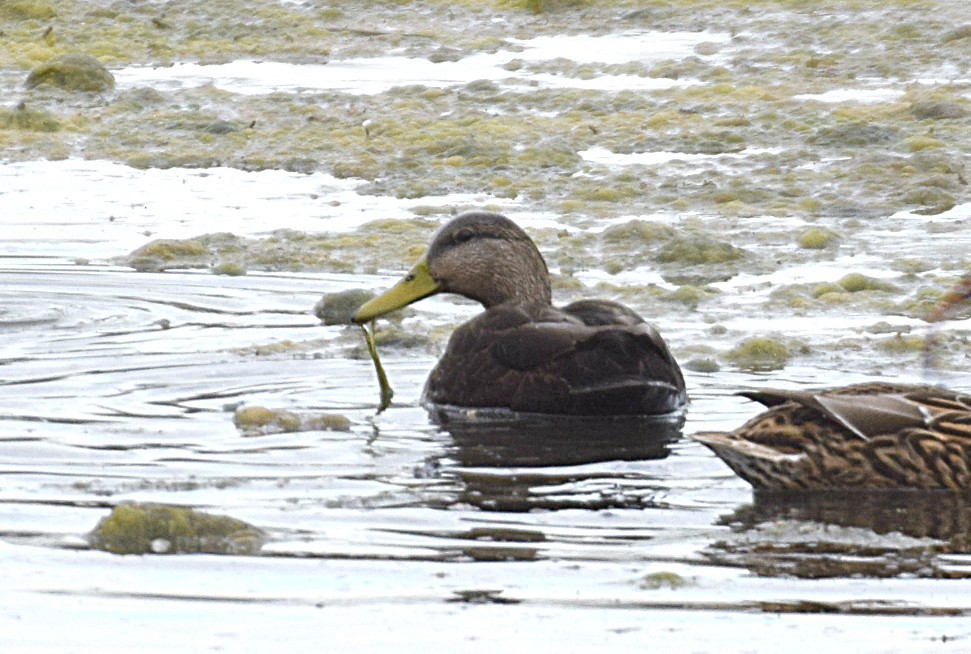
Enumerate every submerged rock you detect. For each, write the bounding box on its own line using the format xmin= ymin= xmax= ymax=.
xmin=125 ymin=238 xmax=211 ymax=272
xmin=314 ymin=288 xmax=376 ymax=325
xmin=684 ymin=357 xmax=720 ymax=373
xmin=212 ymin=261 xmax=247 ymax=276
xmin=0 ymin=0 xmax=56 ymax=20
xmin=655 ymin=235 xmax=745 ymax=266
xmin=0 ymin=104 xmax=60 ymax=131
xmin=233 ymin=405 xmax=352 ymax=436
xmin=911 ymin=100 xmax=967 ymax=120
xmin=89 ymin=503 xmax=264 ymax=555
xmin=837 ymin=273 xmax=899 ymax=293
xmin=727 ymin=337 xmax=791 ymax=372
xmin=810 ymin=122 xmax=897 ymax=147
xmin=797 ymin=227 xmax=839 ymax=250
xmin=25 ymin=53 xmax=115 ymax=93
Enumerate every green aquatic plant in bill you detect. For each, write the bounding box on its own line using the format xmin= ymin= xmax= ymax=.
xmin=361 ymin=321 xmax=394 ymax=412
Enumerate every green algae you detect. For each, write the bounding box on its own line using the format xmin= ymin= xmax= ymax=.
xmin=0 ymin=0 xmax=56 ymax=20
xmin=639 ymin=571 xmax=692 ymax=590
xmin=89 ymin=503 xmax=264 ymax=555
xmin=212 ymin=261 xmax=246 ymax=276
xmin=837 ymin=273 xmax=899 ymax=294
xmin=798 ymin=227 xmax=839 ymax=250
xmin=911 ymin=100 xmax=968 ymax=121
xmin=876 ymin=334 xmax=926 ymax=354
xmin=727 ymin=336 xmax=791 ymax=372
xmin=303 ymin=413 xmax=353 ymax=432
xmin=0 ymin=104 xmax=60 ymax=131
xmin=126 ymin=238 xmax=211 ymax=272
xmin=25 ymin=53 xmax=114 ymax=92
xmin=365 ymin=325 xmax=434 ymax=350
xmin=683 ymin=357 xmax=721 ymax=373
xmin=361 ymin=323 xmax=394 ymax=413
xmin=2 ymin=0 xmax=964 ymax=225
xmin=233 ymin=405 xmax=352 ymax=435
xmin=664 ymin=285 xmax=714 ymax=309
xmin=118 ymin=223 xmax=437 ymax=276
xmin=655 ymin=235 xmax=746 ymax=266
xmin=807 ymin=282 xmax=842 ymax=300
xmin=765 ymin=273 xmax=911 ymax=315
xmin=501 ymin=0 xmax=590 ymax=13
xmin=601 ymin=220 xmax=675 ymax=245
xmin=234 ymin=406 xmax=302 ymax=434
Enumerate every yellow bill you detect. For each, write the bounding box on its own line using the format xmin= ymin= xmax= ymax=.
xmin=352 ymin=256 xmax=440 ymax=324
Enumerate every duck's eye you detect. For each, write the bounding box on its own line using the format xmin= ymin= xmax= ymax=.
xmin=454 ymin=228 xmax=474 ymax=243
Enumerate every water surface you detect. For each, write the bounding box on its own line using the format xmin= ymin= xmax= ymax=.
xmin=2 ymin=1 xmax=970 ymax=651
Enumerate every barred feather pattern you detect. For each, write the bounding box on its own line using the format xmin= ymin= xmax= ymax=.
xmin=694 ymin=384 xmax=971 ymax=491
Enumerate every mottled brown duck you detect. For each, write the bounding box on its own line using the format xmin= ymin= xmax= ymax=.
xmin=352 ymin=211 xmax=686 ymax=416
xmin=694 ymin=383 xmax=971 ymax=490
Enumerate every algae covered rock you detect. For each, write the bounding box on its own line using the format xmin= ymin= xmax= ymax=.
xmin=0 ymin=104 xmax=60 ymax=132
xmin=89 ymin=503 xmax=264 ymax=555
xmin=683 ymin=357 xmax=720 ymax=373
xmin=601 ymin=220 xmax=675 ymax=245
xmin=233 ymin=405 xmax=351 ymax=436
xmin=727 ymin=337 xmax=791 ymax=372
xmin=124 ymin=238 xmax=211 ymax=272
xmin=911 ymin=101 xmax=967 ymax=120
xmin=797 ymin=228 xmax=839 ymax=250
xmin=810 ymin=122 xmax=897 ymax=147
xmin=314 ymin=288 xmax=376 ymax=325
xmin=0 ymin=1 xmax=56 ymax=20
xmin=837 ymin=272 xmax=898 ymax=293
xmin=655 ymin=235 xmax=745 ymax=266
xmin=26 ymin=53 xmax=115 ymax=93
xmin=212 ymin=261 xmax=247 ymax=276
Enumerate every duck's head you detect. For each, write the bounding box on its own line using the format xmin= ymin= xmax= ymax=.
xmin=352 ymin=211 xmax=551 ymax=324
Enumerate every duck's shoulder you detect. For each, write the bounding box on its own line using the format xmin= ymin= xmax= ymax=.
xmin=451 ymin=302 xmax=584 ymax=372
xmin=457 ymin=300 xmax=675 ymax=373
xmin=560 ymin=298 xmax=644 ymax=327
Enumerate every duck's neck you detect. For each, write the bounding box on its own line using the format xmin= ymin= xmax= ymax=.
xmin=476 ymin=242 xmax=552 ymax=309
xmin=482 ymin=264 xmax=552 ymax=309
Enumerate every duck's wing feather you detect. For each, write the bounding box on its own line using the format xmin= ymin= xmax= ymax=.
xmin=739 ymin=387 xmax=932 ymax=440
xmin=491 ymin=303 xmax=685 ymax=414
xmin=425 ymin=302 xmax=686 ymax=415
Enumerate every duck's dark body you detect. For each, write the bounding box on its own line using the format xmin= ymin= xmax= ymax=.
xmin=354 ymin=211 xmax=686 ymax=418
xmin=694 ymin=383 xmax=971 ymax=491
xmin=424 ymin=299 xmax=686 ymax=416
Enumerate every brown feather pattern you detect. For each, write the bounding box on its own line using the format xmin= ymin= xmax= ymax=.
xmin=693 ymin=383 xmax=971 ymax=490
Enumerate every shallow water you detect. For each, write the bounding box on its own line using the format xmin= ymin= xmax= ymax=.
xmin=113 ymin=31 xmax=729 ymax=96
xmin=2 ymin=158 xmax=970 ymax=651
xmin=3 ymin=2 xmax=971 ymax=651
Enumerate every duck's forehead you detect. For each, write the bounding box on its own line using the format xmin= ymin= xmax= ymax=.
xmin=429 ymin=212 xmax=514 ymax=249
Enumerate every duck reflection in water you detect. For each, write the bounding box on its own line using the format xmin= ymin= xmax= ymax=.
xmin=708 ymin=490 xmax=971 ymax=579
xmin=431 ymin=407 xmax=683 ymax=513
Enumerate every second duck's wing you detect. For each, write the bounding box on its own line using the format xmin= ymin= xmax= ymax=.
xmin=739 ymin=383 xmax=943 ymax=440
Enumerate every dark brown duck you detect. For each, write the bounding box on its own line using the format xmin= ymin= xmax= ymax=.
xmin=353 ymin=211 xmax=687 ymax=417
